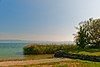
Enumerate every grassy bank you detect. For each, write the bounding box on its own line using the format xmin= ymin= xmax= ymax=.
xmin=23 ymin=44 xmax=76 ymax=55
xmin=35 ymin=60 xmax=100 ymax=67
xmin=0 ymin=54 xmax=53 ymax=62
xmin=8 ymin=59 xmax=100 ymax=67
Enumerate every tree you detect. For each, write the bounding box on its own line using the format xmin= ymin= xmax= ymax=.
xmin=74 ymin=18 xmax=100 ymax=48
xmin=74 ymin=25 xmax=88 ymax=49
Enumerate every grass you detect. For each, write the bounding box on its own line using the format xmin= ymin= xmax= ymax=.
xmin=24 ymin=54 xmax=53 ymax=60
xmin=77 ymin=51 xmax=100 ymax=56
xmin=73 ymin=48 xmax=100 ymax=56
xmin=8 ymin=59 xmax=100 ymax=67
xmin=0 ymin=54 xmax=53 ymax=61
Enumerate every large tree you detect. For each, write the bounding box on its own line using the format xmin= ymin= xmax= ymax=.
xmin=75 ymin=18 xmax=100 ymax=48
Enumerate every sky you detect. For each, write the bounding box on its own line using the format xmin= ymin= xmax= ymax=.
xmin=0 ymin=0 xmax=100 ymax=41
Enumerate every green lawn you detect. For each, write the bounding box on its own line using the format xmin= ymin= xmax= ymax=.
xmin=72 ymin=48 xmax=100 ymax=56
xmin=77 ymin=51 xmax=100 ymax=56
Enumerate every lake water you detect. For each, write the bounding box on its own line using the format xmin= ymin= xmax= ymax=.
xmin=0 ymin=43 xmax=27 ymax=60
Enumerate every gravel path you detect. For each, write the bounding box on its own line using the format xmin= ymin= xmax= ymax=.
xmin=0 ymin=58 xmax=71 ymax=66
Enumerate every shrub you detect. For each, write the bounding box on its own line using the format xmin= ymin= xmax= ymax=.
xmin=54 ymin=50 xmax=67 ymax=58
xmin=54 ymin=51 xmax=100 ymax=62
xmin=23 ymin=43 xmax=76 ymax=55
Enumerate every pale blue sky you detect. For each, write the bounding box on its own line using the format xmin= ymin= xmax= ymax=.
xmin=0 ymin=0 xmax=100 ymax=41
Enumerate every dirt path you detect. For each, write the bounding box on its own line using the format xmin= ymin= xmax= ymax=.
xmin=0 ymin=58 xmax=71 ymax=66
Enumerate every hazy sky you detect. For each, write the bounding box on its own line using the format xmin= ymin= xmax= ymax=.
xmin=0 ymin=0 xmax=100 ymax=41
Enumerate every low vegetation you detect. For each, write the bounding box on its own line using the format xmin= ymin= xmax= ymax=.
xmin=74 ymin=18 xmax=100 ymax=49
xmin=23 ymin=43 xmax=100 ymax=62
xmin=9 ymin=60 xmax=100 ymax=67
xmin=23 ymin=44 xmax=76 ymax=55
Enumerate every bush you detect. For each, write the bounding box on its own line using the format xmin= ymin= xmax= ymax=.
xmin=23 ymin=43 xmax=76 ymax=55
xmin=54 ymin=51 xmax=100 ymax=62
xmin=54 ymin=50 xmax=67 ymax=58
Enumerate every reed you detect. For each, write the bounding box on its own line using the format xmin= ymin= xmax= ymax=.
xmin=23 ymin=43 xmax=76 ymax=55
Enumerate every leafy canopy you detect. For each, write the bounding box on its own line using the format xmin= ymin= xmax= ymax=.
xmin=75 ymin=18 xmax=100 ymax=48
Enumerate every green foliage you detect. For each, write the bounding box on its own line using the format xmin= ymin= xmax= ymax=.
xmin=77 ymin=51 xmax=100 ymax=56
xmin=54 ymin=50 xmax=67 ymax=58
xmin=23 ymin=44 xmax=76 ymax=55
xmin=75 ymin=26 xmax=87 ymax=48
xmin=54 ymin=50 xmax=100 ymax=62
xmin=75 ymin=18 xmax=100 ymax=48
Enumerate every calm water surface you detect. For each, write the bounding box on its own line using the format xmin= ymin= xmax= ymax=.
xmin=0 ymin=43 xmax=27 ymax=60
